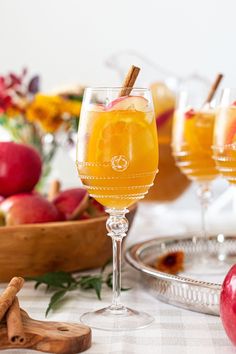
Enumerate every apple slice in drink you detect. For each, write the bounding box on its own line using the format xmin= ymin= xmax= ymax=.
xmin=107 ymin=96 xmax=149 ymax=111
xmin=225 ymin=103 xmax=236 ymax=145
xmin=107 ymin=96 xmax=153 ymax=122
xmin=89 ymin=103 xmax=105 ymax=112
xmin=184 ymin=108 xmax=196 ymax=119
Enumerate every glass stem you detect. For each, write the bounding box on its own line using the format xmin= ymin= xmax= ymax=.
xmin=112 ymin=236 xmax=122 ymax=307
xmin=197 ymin=183 xmax=211 ymax=239
xmin=106 ymin=208 xmax=129 ymax=311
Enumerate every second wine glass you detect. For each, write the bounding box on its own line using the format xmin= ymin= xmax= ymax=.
xmin=172 ymin=90 xmax=219 ymax=273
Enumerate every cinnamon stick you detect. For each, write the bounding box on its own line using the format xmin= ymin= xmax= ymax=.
xmin=118 ymin=65 xmax=140 ymax=97
xmin=48 ymin=179 xmax=61 ymax=201
xmin=203 ymin=73 xmax=224 ymax=105
xmin=0 ymin=277 xmax=24 ymax=321
xmin=6 ymin=297 xmax=26 ymax=344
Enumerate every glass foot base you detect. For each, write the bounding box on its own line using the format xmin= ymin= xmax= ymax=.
xmin=80 ymin=305 xmax=154 ymax=331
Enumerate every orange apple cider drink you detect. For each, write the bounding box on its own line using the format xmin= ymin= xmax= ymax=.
xmin=172 ymin=108 xmax=218 ymax=181
xmin=76 ymin=95 xmax=159 ymax=209
xmin=214 ymin=102 xmax=236 ymax=183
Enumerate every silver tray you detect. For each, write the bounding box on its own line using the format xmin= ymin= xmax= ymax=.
xmin=126 ymin=235 xmax=236 ymax=316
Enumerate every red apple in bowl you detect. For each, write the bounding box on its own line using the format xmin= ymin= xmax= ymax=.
xmin=79 ymin=198 xmax=106 ymax=220
xmin=0 ymin=142 xmax=42 ymax=197
xmin=0 ymin=194 xmax=63 ymax=225
xmin=220 ymin=264 xmax=236 ymax=345
xmin=52 ymin=188 xmax=89 ymax=220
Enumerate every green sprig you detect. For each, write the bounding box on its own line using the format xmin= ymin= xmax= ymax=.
xmin=27 ymin=262 xmax=130 ymax=316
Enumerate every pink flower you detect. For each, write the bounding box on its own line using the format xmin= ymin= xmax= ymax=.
xmin=0 ymin=93 xmax=12 ymax=114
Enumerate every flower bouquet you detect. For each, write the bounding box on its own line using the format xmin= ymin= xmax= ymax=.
xmin=0 ymin=69 xmax=83 ymax=188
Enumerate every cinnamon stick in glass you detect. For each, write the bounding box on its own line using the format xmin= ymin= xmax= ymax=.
xmin=0 ymin=277 xmax=24 ymax=321
xmin=203 ymin=73 xmax=224 ymax=105
xmin=118 ymin=65 xmax=140 ymax=97
xmin=6 ymin=296 xmax=26 ymax=344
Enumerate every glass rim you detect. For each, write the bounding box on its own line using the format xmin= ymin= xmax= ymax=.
xmin=222 ymin=87 xmax=236 ymax=90
xmin=220 ymin=87 xmax=236 ymax=95
xmin=85 ymin=87 xmax=150 ymax=91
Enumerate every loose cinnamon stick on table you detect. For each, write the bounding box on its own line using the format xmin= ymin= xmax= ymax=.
xmin=0 ymin=277 xmax=24 ymax=321
xmin=6 ymin=296 xmax=26 ymax=344
xmin=203 ymin=73 xmax=224 ymax=106
xmin=118 ymin=65 xmax=140 ymax=97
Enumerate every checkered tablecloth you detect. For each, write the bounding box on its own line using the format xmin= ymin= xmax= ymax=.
xmin=2 ymin=199 xmax=236 ymax=354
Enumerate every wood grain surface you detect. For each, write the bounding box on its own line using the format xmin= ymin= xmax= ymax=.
xmin=0 ymin=310 xmax=91 ymax=354
xmin=0 ymin=205 xmax=137 ymax=281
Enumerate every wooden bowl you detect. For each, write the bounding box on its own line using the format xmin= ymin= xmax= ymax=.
xmin=0 ymin=205 xmax=137 ymax=282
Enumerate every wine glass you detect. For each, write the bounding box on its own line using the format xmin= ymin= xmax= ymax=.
xmin=76 ymin=87 xmax=158 ymax=330
xmin=172 ymin=90 xmax=219 ymax=273
xmin=213 ymin=88 xmax=236 ymax=196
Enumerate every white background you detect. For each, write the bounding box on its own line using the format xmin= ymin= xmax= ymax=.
xmin=1 ymin=0 xmax=236 ymax=90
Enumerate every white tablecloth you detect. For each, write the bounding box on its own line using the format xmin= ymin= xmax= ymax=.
xmin=2 ymin=197 xmax=236 ymax=354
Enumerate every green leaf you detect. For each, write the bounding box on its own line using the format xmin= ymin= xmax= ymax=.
xmin=67 ymin=94 xmax=83 ymax=102
xmin=105 ymin=272 xmax=113 ymax=289
xmin=78 ymin=275 xmax=102 ymax=300
xmin=105 ymin=272 xmax=131 ymax=291
xmin=91 ymin=278 xmax=102 ymax=300
xmin=30 ymin=264 xmax=129 ymax=317
xmin=34 ymin=281 xmax=41 ymax=290
xmin=46 ymin=289 xmax=67 ymax=316
xmin=27 ymin=271 xmax=76 ymax=290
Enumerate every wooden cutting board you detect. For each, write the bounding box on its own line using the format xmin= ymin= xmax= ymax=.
xmin=0 ymin=310 xmax=91 ymax=354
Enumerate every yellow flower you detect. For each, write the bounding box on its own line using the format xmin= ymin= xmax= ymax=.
xmin=6 ymin=106 xmax=22 ymax=117
xmin=26 ymin=94 xmax=64 ymax=133
xmin=59 ymin=99 xmax=82 ymax=117
xmin=26 ymin=94 xmax=82 ymax=133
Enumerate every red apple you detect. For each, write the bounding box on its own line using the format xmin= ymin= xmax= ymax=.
xmin=185 ymin=108 xmax=195 ymax=119
xmin=107 ymin=95 xmax=149 ymax=112
xmin=156 ymin=108 xmax=174 ymax=127
xmin=79 ymin=211 xmax=91 ymax=220
xmin=0 ymin=193 xmax=32 ymax=213
xmin=52 ymin=188 xmax=89 ymax=220
xmin=0 ymin=194 xmax=63 ymax=225
xmin=220 ymin=264 xmax=236 ymax=345
xmin=78 ymin=199 xmax=105 ymax=220
xmin=86 ymin=198 xmax=105 ymax=217
xmin=0 ymin=142 xmax=42 ymax=197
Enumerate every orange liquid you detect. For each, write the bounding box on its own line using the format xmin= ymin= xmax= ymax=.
xmin=77 ymin=109 xmax=159 ymax=208
xmin=145 ymin=82 xmax=190 ymax=202
xmin=172 ymin=110 xmax=218 ymax=181
xmin=214 ymin=106 xmax=236 ymax=183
